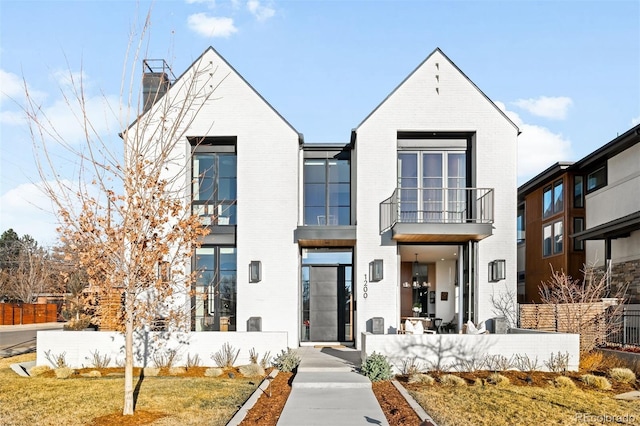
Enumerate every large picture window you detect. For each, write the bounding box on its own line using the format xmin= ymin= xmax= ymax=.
xmin=303 ymin=159 xmax=350 ymax=225
xmin=193 ymin=246 xmax=237 ymax=331
xmin=192 ymin=153 xmax=237 ymax=226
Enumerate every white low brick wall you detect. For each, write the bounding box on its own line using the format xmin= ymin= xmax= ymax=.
xmin=361 ymin=330 xmax=580 ymax=373
xmin=37 ymin=330 xmax=289 ymax=368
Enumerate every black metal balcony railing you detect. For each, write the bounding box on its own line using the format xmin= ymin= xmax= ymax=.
xmin=380 ymin=187 xmax=494 ymax=233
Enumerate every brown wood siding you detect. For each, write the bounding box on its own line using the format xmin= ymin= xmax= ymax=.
xmin=523 ymin=173 xmax=584 ymax=303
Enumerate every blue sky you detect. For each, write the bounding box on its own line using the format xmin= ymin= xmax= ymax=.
xmin=1 ymin=0 xmax=639 ymax=246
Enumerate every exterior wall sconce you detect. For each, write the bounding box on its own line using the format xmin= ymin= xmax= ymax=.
xmin=489 ymin=259 xmax=506 ymax=282
xmin=249 ymin=260 xmax=261 ymax=283
xmin=369 ymin=259 xmax=383 ymax=282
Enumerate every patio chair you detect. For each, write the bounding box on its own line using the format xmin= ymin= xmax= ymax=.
xmin=441 ymin=315 xmax=457 ymax=333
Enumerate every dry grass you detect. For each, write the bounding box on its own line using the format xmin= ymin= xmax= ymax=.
xmin=0 ymin=353 xmax=259 ymax=426
xmin=407 ymin=377 xmax=640 ymax=426
xmin=609 ymin=368 xmax=636 ymax=384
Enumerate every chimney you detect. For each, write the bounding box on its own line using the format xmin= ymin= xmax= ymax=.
xmin=142 ymin=59 xmax=174 ymax=113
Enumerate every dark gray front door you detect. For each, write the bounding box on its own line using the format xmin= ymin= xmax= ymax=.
xmin=309 ymin=266 xmax=338 ymax=341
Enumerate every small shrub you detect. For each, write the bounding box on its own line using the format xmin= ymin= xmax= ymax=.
xmin=579 ymin=351 xmax=603 ymax=372
xmin=239 ymin=363 xmax=266 ymax=377
xmin=204 ymin=367 xmax=224 ymax=377
xmin=553 ymin=376 xmax=576 ymax=388
xmin=169 ymin=367 xmax=186 ymax=375
xmin=608 ymin=367 xmax=636 ymax=384
xmin=143 ymin=367 xmax=160 ymax=377
xmin=485 ymin=355 xmax=513 ymax=372
xmin=63 ymin=315 xmax=92 ymax=330
xmin=44 ymin=350 xmax=67 ymax=369
xmin=455 ymin=358 xmax=485 ymax=373
xmin=55 ymin=367 xmax=74 ymax=379
xmin=185 ymin=353 xmax=201 ymax=368
xmin=486 ymin=372 xmax=510 ymax=386
xmin=399 ymin=357 xmax=422 ymax=375
xmin=249 ymin=348 xmax=259 ymax=364
xmin=581 ymin=374 xmax=612 ymax=390
xmin=439 ymin=374 xmax=466 ymax=386
xmin=153 ymin=349 xmax=180 ymax=369
xmin=28 ymin=365 xmax=51 ymax=377
xmin=260 ymin=351 xmax=271 ymax=369
xmin=80 ymin=370 xmax=102 ymax=378
xmin=272 ymin=348 xmax=301 ymax=373
xmin=88 ymin=350 xmax=111 ymax=368
xmin=545 ymin=351 xmax=569 ymax=374
xmin=408 ymin=373 xmax=435 ymax=385
xmin=361 ymin=352 xmax=393 ymax=382
xmin=513 ymin=354 xmax=540 ymax=372
xmin=211 ymin=342 xmax=240 ymax=368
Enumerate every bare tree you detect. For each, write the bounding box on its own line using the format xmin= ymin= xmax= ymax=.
xmin=539 ymin=266 xmax=628 ymax=353
xmin=20 ymin=11 xmax=222 ymax=415
xmin=490 ymin=282 xmax=517 ymax=329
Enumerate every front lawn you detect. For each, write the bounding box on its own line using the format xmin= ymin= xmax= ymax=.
xmin=0 ymin=353 xmax=259 ymax=426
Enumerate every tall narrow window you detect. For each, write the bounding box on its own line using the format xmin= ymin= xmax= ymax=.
xmin=193 ymin=153 xmax=237 ymax=225
xmin=574 ymin=176 xmax=584 ymax=208
xmin=543 ymin=186 xmax=553 ymax=218
xmin=193 ymin=246 xmax=237 ymax=331
xmin=574 ymin=217 xmax=584 ymax=251
xmin=553 ymin=221 xmax=563 ymax=254
xmin=553 ymin=180 xmax=563 ymax=213
xmin=543 ymin=224 xmax=552 ymax=257
xmin=517 ymin=205 xmax=525 ymax=244
xmin=303 ymin=159 xmax=350 ymax=225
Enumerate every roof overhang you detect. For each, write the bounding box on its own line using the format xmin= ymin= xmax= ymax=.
xmin=390 ymin=223 xmax=493 ymax=243
xmin=574 ymin=211 xmax=640 ymax=241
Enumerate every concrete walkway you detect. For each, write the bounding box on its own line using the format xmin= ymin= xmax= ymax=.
xmin=277 ymin=346 xmax=389 ymax=426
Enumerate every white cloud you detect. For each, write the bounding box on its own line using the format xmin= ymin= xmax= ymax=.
xmin=51 ymin=69 xmax=89 ymax=92
xmin=496 ymin=101 xmax=573 ymax=183
xmin=631 ymin=115 xmax=640 ymax=126
xmin=247 ymin=0 xmax=275 ymax=22
xmin=0 ymin=181 xmax=60 ymax=246
xmin=185 ymin=0 xmax=215 ymax=4
xmin=187 ymin=13 xmax=238 ymax=37
xmin=0 ymin=69 xmax=47 ymax=109
xmin=513 ymin=96 xmax=573 ymax=120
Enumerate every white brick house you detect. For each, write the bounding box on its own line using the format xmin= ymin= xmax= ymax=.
xmin=142 ymin=47 xmax=519 ymax=349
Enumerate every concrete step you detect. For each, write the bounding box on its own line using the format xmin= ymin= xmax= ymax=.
xmin=292 ymin=371 xmax=372 ymax=389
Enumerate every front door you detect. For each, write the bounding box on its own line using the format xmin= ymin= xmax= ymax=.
xmin=302 ymin=265 xmax=353 ymax=342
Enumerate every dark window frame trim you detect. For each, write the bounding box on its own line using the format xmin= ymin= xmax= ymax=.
xmin=586 ymin=164 xmax=607 ymax=194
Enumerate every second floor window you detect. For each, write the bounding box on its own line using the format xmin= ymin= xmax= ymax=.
xmin=304 ymin=159 xmax=350 ymax=226
xmin=193 ymin=153 xmax=237 ymax=225
xmin=543 ymin=179 xmax=563 ymax=218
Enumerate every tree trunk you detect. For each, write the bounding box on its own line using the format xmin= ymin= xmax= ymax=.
xmin=123 ymin=291 xmax=134 ymax=415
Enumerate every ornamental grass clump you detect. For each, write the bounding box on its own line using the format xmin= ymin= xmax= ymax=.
xmin=581 ymin=374 xmax=612 ymax=390
xmin=54 ymin=367 xmax=74 ymax=379
xmin=239 ymin=363 xmax=265 ymax=378
xmin=553 ymin=376 xmax=576 ymax=388
xmin=28 ymin=365 xmax=51 ymax=377
xmin=608 ymin=367 xmax=636 ymax=384
xmin=408 ymin=373 xmax=435 ymax=385
xmin=486 ymin=372 xmax=510 ymax=386
xmin=439 ymin=374 xmax=466 ymax=387
xmin=204 ymin=367 xmax=223 ymax=377
xmin=361 ymin=352 xmax=393 ymax=382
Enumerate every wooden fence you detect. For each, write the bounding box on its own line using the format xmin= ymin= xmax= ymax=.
xmin=519 ymin=302 xmax=606 ymax=352
xmin=0 ymin=303 xmax=58 ymax=325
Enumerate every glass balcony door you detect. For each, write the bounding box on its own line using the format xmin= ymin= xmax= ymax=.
xmin=398 ymin=151 xmax=466 ymax=223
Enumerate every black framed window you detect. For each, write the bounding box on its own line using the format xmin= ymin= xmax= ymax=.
xmin=304 ymin=159 xmax=350 ymax=225
xmin=543 ymin=224 xmax=552 ymax=256
xmin=193 ymin=246 xmax=237 ymax=331
xmin=573 ymin=217 xmax=584 ymax=251
xmin=192 ymin=153 xmax=237 ymax=225
xmin=574 ymin=176 xmax=584 ymax=208
xmin=587 ymin=165 xmax=607 ymax=193
xmin=543 ymin=179 xmax=564 ymax=218
xmin=554 ymin=221 xmax=563 ymax=254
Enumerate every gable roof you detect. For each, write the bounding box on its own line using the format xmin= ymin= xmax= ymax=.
xmin=355 ymin=47 xmax=520 ymax=134
xmin=126 ymin=46 xmax=303 ymax=143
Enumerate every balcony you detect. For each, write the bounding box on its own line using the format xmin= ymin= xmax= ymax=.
xmin=380 ymin=187 xmax=494 ymax=242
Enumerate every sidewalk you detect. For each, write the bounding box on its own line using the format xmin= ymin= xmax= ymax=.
xmin=276 ymin=346 xmax=389 ymax=426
